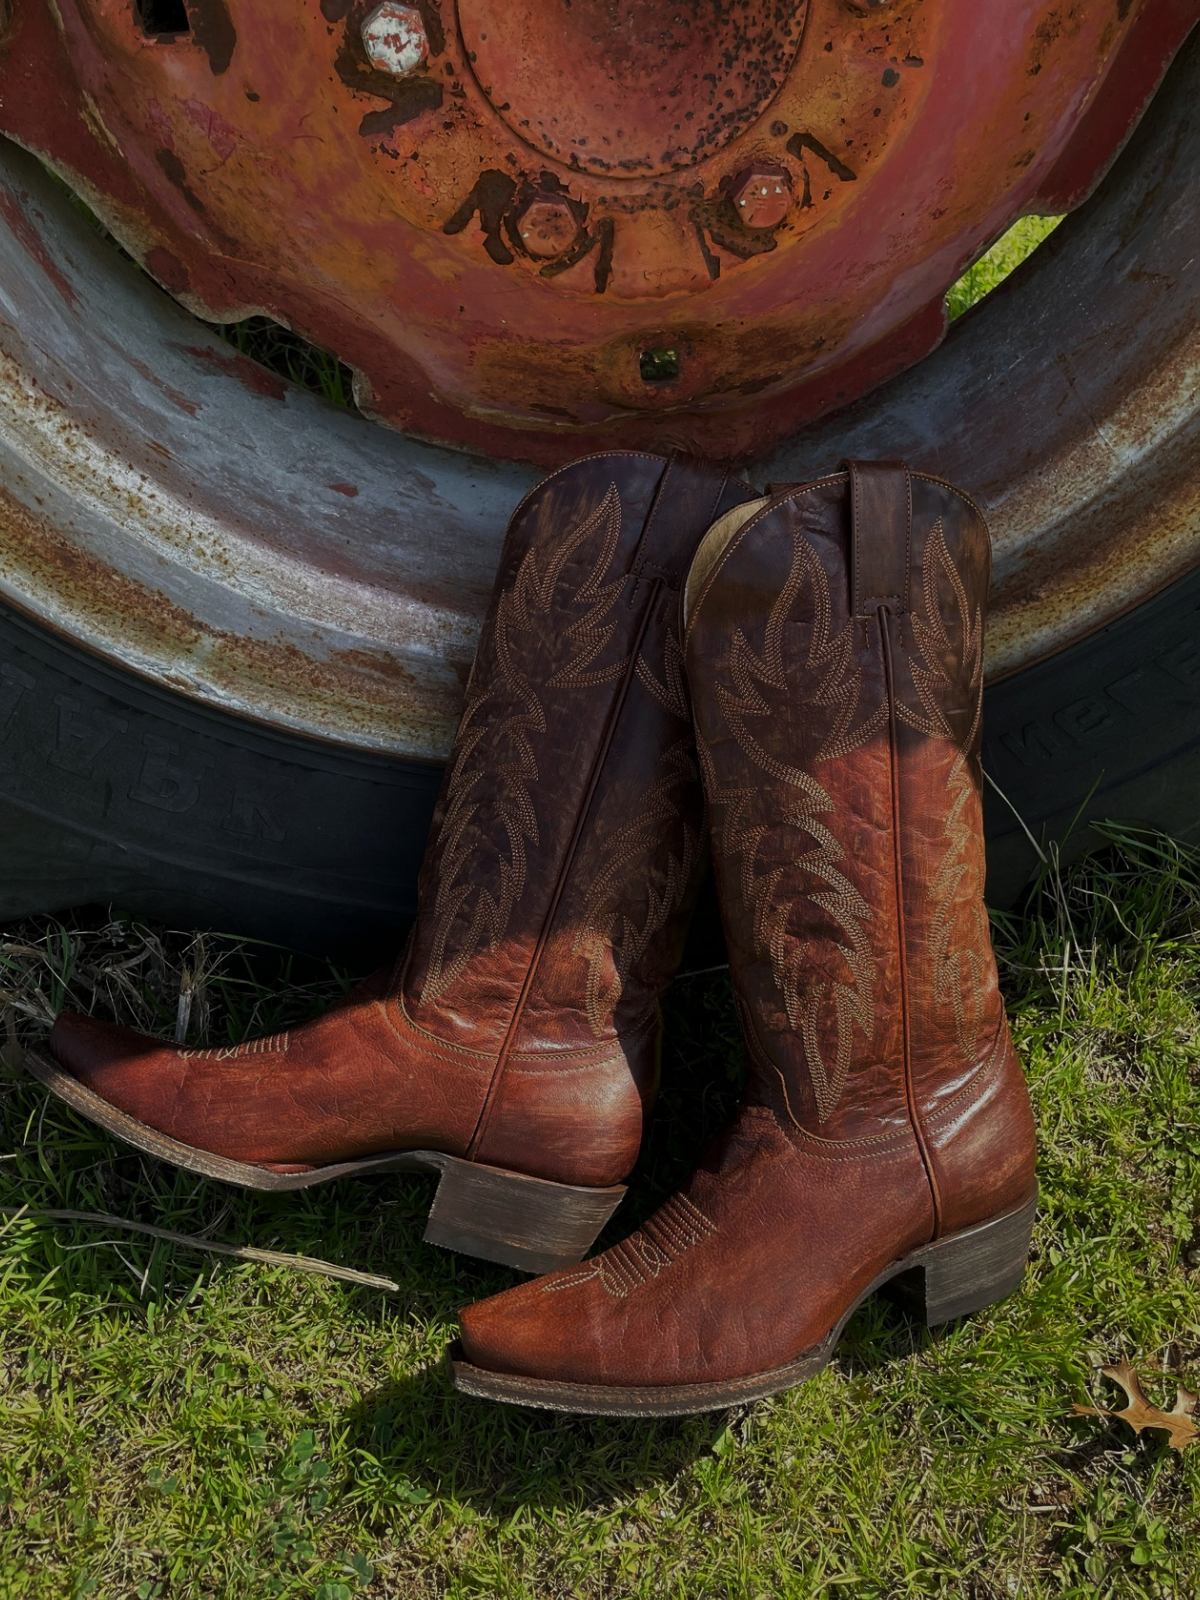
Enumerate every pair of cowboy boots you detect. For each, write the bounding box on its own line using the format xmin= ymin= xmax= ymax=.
xmin=28 ymin=451 xmax=1037 ymax=1418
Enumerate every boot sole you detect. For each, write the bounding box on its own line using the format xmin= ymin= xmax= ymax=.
xmin=450 ymin=1192 xmax=1038 ymax=1416
xmin=22 ymin=1046 xmax=625 ymax=1274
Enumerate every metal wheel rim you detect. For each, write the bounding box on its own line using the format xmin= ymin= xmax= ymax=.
xmin=1 ymin=29 xmax=1199 ymax=757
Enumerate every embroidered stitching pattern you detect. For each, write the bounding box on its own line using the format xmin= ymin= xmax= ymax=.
xmin=898 ymin=518 xmax=991 ymax=1060
xmin=573 ymin=735 xmax=701 ymax=1037
xmin=702 ymin=524 xmax=878 ymax=1123
xmin=179 ymin=1032 xmax=289 ymax=1062
xmin=541 ymin=1193 xmax=717 ymax=1299
xmin=635 ymin=617 xmax=690 ymax=721
xmin=418 ymin=484 xmax=629 ymax=1004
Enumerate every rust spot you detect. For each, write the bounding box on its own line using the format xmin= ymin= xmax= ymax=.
xmin=186 ymin=0 xmax=237 ymax=75
xmin=0 ymin=482 xmax=206 ymax=654
xmin=175 ymin=342 xmax=288 ymax=401
xmin=330 ymin=482 xmax=360 ymax=496
xmin=0 ymin=483 xmax=464 ymax=752
xmin=144 ymin=247 xmax=192 ymax=297
xmin=156 ymin=148 xmax=207 ymax=215
xmin=461 ymin=0 xmax=807 ymax=177
xmin=0 ymin=187 xmax=78 ymax=308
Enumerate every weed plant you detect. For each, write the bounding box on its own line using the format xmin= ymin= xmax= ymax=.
xmin=0 ymin=823 xmax=1197 ymax=1597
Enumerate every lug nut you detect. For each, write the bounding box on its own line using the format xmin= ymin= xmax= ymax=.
xmin=362 ymin=2 xmax=429 ymax=78
xmin=516 ymin=194 xmax=579 ymax=259
xmin=729 ymin=166 xmax=793 ymax=231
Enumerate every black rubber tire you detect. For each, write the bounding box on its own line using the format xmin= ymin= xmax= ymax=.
xmin=3 ymin=557 xmax=1199 ymax=961
xmin=982 ymin=563 xmax=1200 ymax=902
xmin=0 ymin=598 xmax=441 ymax=962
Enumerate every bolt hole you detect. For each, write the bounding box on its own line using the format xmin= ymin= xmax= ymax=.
xmin=137 ymin=0 xmax=191 ymax=38
xmin=639 ymin=347 xmax=680 ymax=384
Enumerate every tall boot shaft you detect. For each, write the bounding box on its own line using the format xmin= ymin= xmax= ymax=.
xmin=402 ymin=452 xmax=756 ymax=1177
xmin=685 ymin=463 xmax=1033 ymax=1224
xmin=406 ymin=453 xmax=743 ymax=1057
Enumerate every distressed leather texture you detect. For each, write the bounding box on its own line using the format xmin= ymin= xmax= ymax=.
xmin=459 ymin=464 xmax=1038 ymax=1387
xmin=48 ymin=452 xmax=756 ymax=1189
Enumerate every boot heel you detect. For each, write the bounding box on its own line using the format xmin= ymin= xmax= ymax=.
xmin=422 ymin=1155 xmax=626 ymax=1274
xmin=886 ymin=1193 xmax=1037 ymax=1327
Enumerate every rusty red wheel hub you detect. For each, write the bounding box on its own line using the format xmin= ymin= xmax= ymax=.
xmin=0 ymin=0 xmax=1196 ymax=463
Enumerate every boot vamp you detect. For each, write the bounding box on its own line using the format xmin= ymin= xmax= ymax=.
xmin=458 ymin=1103 xmax=934 ymax=1389
xmin=48 ymin=994 xmax=490 ymax=1167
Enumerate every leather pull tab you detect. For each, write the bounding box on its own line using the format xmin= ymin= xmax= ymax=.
xmin=844 ymin=459 xmax=912 ymax=619
xmin=631 ymin=453 xmax=732 ymax=589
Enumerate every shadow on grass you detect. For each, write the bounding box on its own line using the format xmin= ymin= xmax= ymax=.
xmin=340 ymin=1282 xmax=964 ymax=1518
xmin=341 ymin=1359 xmax=717 ymax=1513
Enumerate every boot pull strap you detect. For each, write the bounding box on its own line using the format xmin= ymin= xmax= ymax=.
xmin=843 ymin=459 xmax=912 ymax=620
xmin=630 ymin=453 xmax=732 ymax=594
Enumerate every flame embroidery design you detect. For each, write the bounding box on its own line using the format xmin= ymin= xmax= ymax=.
xmin=419 ymin=484 xmax=629 ymax=1003
xmin=573 ymin=735 xmax=701 ymax=1037
xmin=704 ymin=525 xmax=879 ymax=1123
xmin=898 ymin=518 xmax=992 ymax=1060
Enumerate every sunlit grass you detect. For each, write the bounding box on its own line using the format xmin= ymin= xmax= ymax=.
xmin=1 ymin=826 xmax=1198 ymax=1596
xmin=947 ymin=214 xmax=1063 ymax=321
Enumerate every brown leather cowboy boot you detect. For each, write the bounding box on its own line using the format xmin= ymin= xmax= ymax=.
xmin=26 ymin=453 xmax=757 ymax=1272
xmin=453 ymin=461 xmax=1038 ymax=1411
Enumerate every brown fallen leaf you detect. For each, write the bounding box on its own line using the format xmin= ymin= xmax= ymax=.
xmin=1073 ymin=1361 xmax=1198 ymax=1452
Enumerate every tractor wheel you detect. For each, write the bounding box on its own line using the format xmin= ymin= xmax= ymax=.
xmin=1 ymin=22 xmax=1199 ymax=954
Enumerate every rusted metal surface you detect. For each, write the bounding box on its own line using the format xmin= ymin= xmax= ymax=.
xmin=764 ymin=22 xmax=1200 ymax=683
xmin=3 ymin=24 xmax=1200 ymax=757
xmin=0 ymin=142 xmax=535 ymax=758
xmin=0 ymin=0 xmax=1194 ymax=465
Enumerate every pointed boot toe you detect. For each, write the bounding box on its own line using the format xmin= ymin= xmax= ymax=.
xmin=50 ymin=1010 xmax=161 ymax=1088
xmin=47 ymin=1010 xmax=185 ymax=1119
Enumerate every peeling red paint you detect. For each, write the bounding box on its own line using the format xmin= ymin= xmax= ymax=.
xmin=0 ymin=185 xmax=77 ymax=307
xmin=175 ymin=343 xmax=288 ymax=401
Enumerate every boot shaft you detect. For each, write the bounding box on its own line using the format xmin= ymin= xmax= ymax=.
xmin=683 ymin=464 xmax=1008 ymax=1145
xmin=403 ymin=453 xmax=756 ymax=1057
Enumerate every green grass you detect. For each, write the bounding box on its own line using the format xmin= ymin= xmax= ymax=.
xmin=1 ymin=825 xmax=1198 ymax=1597
xmin=946 ymin=215 xmax=1062 ymax=322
